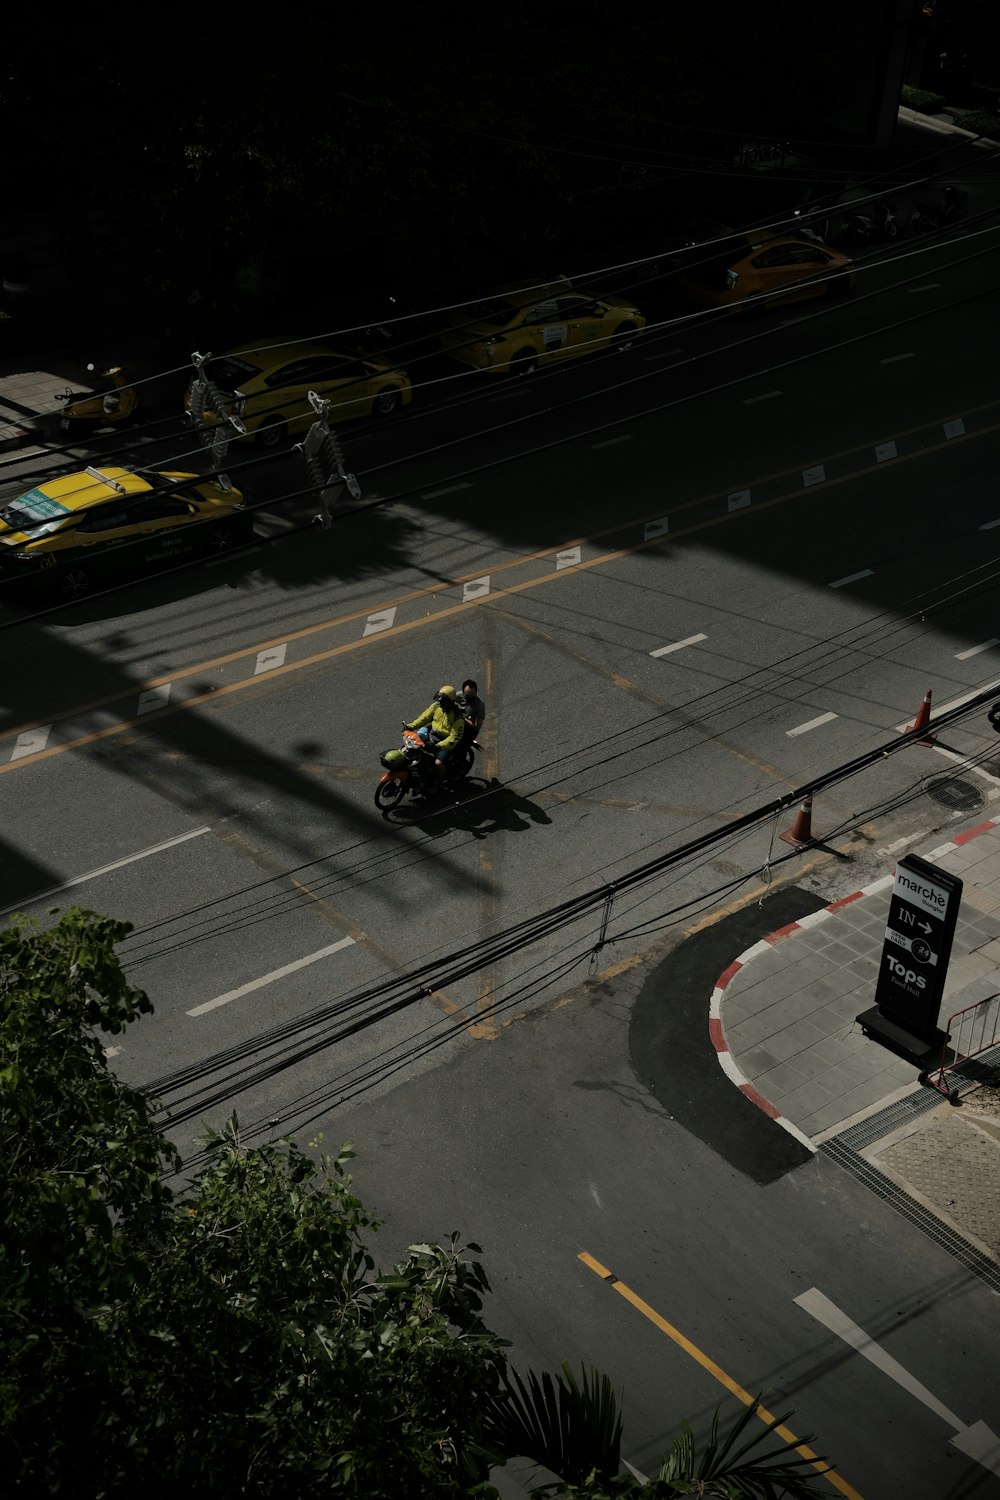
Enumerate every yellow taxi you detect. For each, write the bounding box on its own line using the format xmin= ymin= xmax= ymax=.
xmin=439 ymin=281 xmax=645 ymax=375
xmin=186 ymin=337 xmax=413 ymax=446
xmin=0 ymin=467 xmax=251 ymax=601
xmin=678 ymin=228 xmax=854 ymax=312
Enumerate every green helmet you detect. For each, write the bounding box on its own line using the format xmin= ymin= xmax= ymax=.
xmin=435 ymin=685 xmax=457 ymax=705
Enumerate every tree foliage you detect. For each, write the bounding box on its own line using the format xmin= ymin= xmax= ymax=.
xmin=484 ymin=1365 xmax=832 ymax=1499
xmin=0 ymin=908 xmax=507 ymax=1496
xmin=1 ymin=908 xmax=837 ymax=1496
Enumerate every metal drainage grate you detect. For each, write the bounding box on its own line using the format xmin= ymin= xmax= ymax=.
xmin=821 ymin=1138 xmax=1000 ymax=1293
xmin=822 ymin=1049 xmax=1000 ymax=1295
xmin=924 ymin=773 xmax=984 ymax=813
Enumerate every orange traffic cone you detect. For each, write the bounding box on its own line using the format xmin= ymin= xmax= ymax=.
xmin=780 ymin=795 xmax=816 ymax=847
xmin=906 ymin=689 xmax=936 ymax=746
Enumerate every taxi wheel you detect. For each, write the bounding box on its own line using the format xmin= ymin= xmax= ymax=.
xmin=372 ymin=386 xmax=402 ymax=416
xmin=59 ymin=566 xmax=93 ymax=602
xmin=256 ymin=416 xmax=288 ymax=447
xmin=610 ymin=321 xmax=638 ymax=352
xmin=510 ymin=350 xmax=538 ymax=377
xmin=207 ymin=521 xmax=237 ymax=553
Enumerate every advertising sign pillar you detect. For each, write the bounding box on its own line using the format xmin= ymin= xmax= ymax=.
xmin=857 ymin=854 xmax=962 ymax=1060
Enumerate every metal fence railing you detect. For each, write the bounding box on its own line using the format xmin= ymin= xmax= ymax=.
xmin=920 ymin=992 xmax=1000 ymax=1101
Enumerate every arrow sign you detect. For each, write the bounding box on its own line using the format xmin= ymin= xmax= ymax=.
xmin=919 ymin=920 xmax=932 ymax=934
xmin=795 ymin=1289 xmax=1000 ymax=1479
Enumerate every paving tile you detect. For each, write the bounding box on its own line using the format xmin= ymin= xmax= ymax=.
xmin=751 ymin=1057 xmax=813 ymax=1096
xmin=813 ymin=1032 xmax=867 ymax=1066
xmin=725 ymin=1012 xmax=786 ymax=1049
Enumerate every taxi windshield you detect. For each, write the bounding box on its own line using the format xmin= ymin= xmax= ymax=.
xmin=464 ymin=300 xmax=519 ymax=327
xmin=206 ymin=355 xmax=260 ymax=391
xmin=0 ymin=489 xmax=72 ymax=532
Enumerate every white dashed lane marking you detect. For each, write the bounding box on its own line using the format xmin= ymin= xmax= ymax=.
xmin=11 ymin=726 xmax=51 ymax=760
xmin=787 ymin=711 xmax=838 ymax=737
xmin=728 ymin=490 xmax=751 ymax=511
xmin=463 ymin=576 xmax=490 ymax=601
xmin=908 ymin=282 xmax=941 ymax=293
xmin=980 ymin=519 xmax=1000 ymax=531
xmin=422 ymin=481 xmax=471 ymax=499
xmin=802 ymin=464 xmax=826 ymax=486
xmin=255 ymin=643 xmax=287 ymax=674
xmin=829 ymin=569 xmax=874 ymax=588
xmin=955 ymin=639 xmax=999 ymax=661
xmin=363 ymin=606 xmax=397 ymax=636
xmin=875 ymin=440 xmax=897 ymax=461
xmin=187 ymin=935 xmax=358 ymax=1017
xmin=650 ymin=634 xmax=707 ymax=658
xmin=643 ymin=347 xmax=683 ymax=361
xmin=591 ymin=434 xmax=632 ymax=449
xmin=0 ymin=826 xmax=212 ymax=917
xmin=880 ymin=352 xmax=915 ymax=364
xmin=943 ymin=418 xmax=966 ymax=438
xmin=743 ymin=390 xmax=782 ymax=404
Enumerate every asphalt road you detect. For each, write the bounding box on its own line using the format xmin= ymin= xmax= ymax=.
xmin=3 ymin=154 xmax=1000 ymax=1497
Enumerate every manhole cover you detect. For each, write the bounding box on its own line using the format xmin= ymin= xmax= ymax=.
xmin=925 ymin=774 xmax=984 ymax=812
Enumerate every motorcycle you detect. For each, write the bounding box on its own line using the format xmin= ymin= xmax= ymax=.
xmin=55 ymin=363 xmax=138 ymax=433
xmin=910 ymin=184 xmax=964 ymax=235
xmin=842 ymin=200 xmax=898 ymax=245
xmin=375 ymin=727 xmax=478 ymax=809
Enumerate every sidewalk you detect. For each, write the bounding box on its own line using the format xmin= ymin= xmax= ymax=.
xmin=711 ymin=817 xmax=1000 ymax=1265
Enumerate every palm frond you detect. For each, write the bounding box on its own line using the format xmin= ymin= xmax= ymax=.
xmin=483 ymin=1361 xmax=623 ymax=1485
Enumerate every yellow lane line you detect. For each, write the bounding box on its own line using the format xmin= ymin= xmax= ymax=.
xmin=7 ymin=397 xmax=998 ymax=746
xmin=578 ymin=1252 xmax=864 ymax=1500
xmin=7 ymin=414 xmax=1000 ymax=778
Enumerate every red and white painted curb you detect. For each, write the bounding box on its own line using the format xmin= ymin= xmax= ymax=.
xmin=708 ymin=817 xmax=1000 ymax=1151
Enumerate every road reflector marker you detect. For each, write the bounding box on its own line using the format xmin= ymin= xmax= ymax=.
xmin=255 ymin=644 xmax=287 ymax=674
xmin=556 ymin=547 xmax=581 ymax=570
xmin=11 ymin=726 xmax=51 ymax=760
xmin=727 ymin=490 xmax=751 ymax=511
xmin=463 ymin=576 xmax=490 ymax=601
xmin=137 ymin=685 xmax=171 ymax=714
xmin=644 ymin=518 xmax=669 ymax=539
xmin=875 ymin=440 xmax=897 ymax=461
xmin=802 ymin=464 xmax=826 ymax=486
xmin=943 ymin=417 xmax=966 ymax=438
xmin=363 ymin=607 xmax=397 ymax=636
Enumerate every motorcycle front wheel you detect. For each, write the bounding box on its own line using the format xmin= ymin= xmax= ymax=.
xmin=375 ymin=777 xmax=407 ymax=809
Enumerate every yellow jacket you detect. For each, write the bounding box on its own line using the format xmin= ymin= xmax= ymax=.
xmin=407 ymin=700 xmax=464 ymax=753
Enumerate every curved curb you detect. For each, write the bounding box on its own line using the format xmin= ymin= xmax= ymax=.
xmin=708 ymin=817 xmax=1000 ymax=1150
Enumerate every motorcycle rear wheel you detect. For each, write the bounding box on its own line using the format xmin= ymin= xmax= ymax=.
xmin=375 ymin=778 xmax=406 ymax=809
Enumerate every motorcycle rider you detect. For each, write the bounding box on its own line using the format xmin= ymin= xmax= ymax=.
xmin=457 ymin=678 xmax=485 ymax=744
xmin=405 ymin=685 xmax=465 ymax=788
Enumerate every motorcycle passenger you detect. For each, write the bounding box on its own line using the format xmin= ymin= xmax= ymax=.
xmin=457 ymin=678 xmax=485 ymax=744
xmin=405 ymin=685 xmax=465 ymax=787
